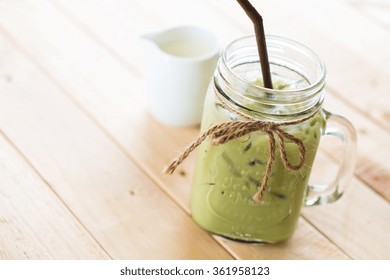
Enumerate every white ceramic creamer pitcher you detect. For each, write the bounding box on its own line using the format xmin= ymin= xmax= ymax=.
xmin=141 ymin=26 xmax=219 ymax=127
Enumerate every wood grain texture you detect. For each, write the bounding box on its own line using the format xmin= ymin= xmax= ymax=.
xmin=0 ymin=34 xmax=231 ymax=260
xmin=302 ymin=153 xmax=390 ymax=259
xmin=0 ymin=133 xmax=109 ymax=259
xmin=304 ymin=176 xmax=390 ymax=260
xmin=321 ymin=93 xmax=390 ymax=202
xmin=0 ymin=0 xmax=349 ymax=259
xmin=358 ymin=147 xmax=390 ymax=202
xmin=345 ymin=0 xmax=390 ymax=31
xmin=215 ymin=218 xmax=349 ymax=260
xmin=0 ymin=0 xmax=388 ymax=259
xmin=48 ymin=0 xmax=389 ymax=259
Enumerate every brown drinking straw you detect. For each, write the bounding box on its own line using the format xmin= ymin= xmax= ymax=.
xmin=236 ymin=0 xmax=273 ymax=89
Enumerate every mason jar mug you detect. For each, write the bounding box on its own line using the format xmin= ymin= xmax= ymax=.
xmin=190 ymin=35 xmax=357 ymax=243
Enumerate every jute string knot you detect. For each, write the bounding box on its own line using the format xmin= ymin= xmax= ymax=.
xmin=165 ymin=99 xmax=316 ymax=202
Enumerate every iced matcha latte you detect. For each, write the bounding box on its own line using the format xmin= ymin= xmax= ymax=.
xmin=189 ymin=35 xmax=330 ymax=243
xmin=161 ymin=35 xmax=355 ymax=243
xmin=191 ymin=82 xmax=326 ymax=242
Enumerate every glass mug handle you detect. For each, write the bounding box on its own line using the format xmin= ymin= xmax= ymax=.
xmin=305 ymin=110 xmax=357 ymax=206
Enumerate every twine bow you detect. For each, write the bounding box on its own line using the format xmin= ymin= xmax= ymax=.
xmin=165 ymin=113 xmax=314 ymax=202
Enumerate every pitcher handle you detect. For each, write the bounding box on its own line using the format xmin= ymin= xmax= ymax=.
xmin=305 ymin=110 xmax=357 ymax=206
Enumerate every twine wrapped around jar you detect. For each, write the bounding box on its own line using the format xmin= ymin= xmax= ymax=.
xmin=165 ymin=95 xmax=317 ymax=202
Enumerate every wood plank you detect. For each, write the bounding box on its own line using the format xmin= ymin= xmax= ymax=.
xmin=283 ymin=0 xmax=390 ymax=70
xmin=322 ymin=92 xmax=390 ymax=172
xmin=303 ymin=160 xmax=390 ymax=260
xmin=0 ymin=0 xmax=349 ymax=259
xmin=358 ymin=146 xmax=390 ymax=201
xmin=215 ymin=218 xmax=349 ymax=260
xmin=303 ymin=152 xmax=390 ymax=259
xmin=321 ymin=91 xmax=390 ymax=202
xmin=0 ymin=132 xmax=109 ymax=259
xmin=333 ymin=0 xmax=390 ymax=32
xmin=50 ymin=0 xmax=242 ymax=76
xmin=0 ymin=35 xmax=231 ymax=260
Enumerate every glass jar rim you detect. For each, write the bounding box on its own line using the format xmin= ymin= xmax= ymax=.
xmin=221 ymin=34 xmax=327 ymax=97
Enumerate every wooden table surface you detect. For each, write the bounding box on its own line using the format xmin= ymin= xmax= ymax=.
xmin=0 ymin=0 xmax=389 ymax=260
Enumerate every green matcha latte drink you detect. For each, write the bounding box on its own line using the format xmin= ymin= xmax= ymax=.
xmin=188 ymin=35 xmax=357 ymax=243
